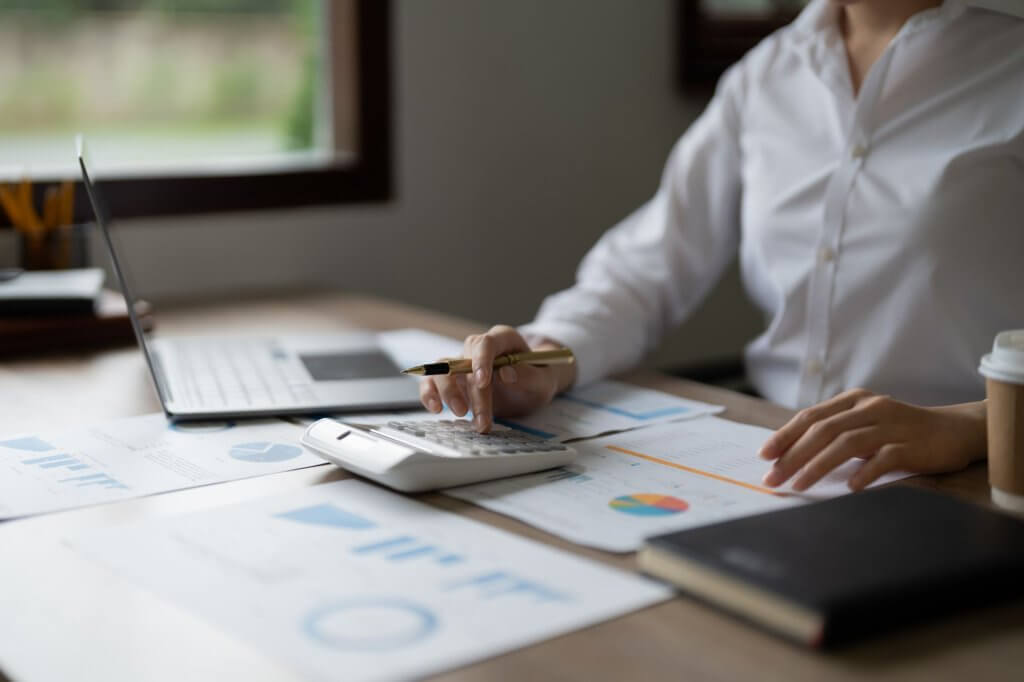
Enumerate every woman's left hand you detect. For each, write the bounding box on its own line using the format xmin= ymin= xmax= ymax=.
xmin=759 ymin=389 xmax=987 ymax=492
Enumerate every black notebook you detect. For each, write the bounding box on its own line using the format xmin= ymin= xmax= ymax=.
xmin=638 ymin=486 xmax=1024 ymax=648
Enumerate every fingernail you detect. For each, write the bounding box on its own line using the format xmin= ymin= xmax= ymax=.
xmin=427 ymin=398 xmax=440 ymax=413
xmin=758 ymin=445 xmax=773 ymax=459
xmin=499 ymin=366 xmax=517 ymax=384
xmin=452 ymin=398 xmax=466 ymax=416
xmin=474 ymin=414 xmax=487 ymax=431
xmin=475 ymin=368 xmax=487 ymax=387
xmin=762 ymin=471 xmax=781 ymax=487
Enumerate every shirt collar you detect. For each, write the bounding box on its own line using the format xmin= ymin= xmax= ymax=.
xmin=791 ymin=0 xmax=1023 ymax=41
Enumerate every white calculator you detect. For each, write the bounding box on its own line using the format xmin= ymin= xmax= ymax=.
xmin=301 ymin=418 xmax=577 ymax=492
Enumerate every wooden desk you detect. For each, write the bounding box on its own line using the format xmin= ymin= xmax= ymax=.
xmin=0 ymin=293 xmax=1020 ymax=682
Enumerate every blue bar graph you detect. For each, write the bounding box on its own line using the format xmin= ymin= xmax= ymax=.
xmin=443 ymin=571 xmax=568 ymax=603
xmin=59 ymin=472 xmax=129 ymax=490
xmin=276 ymin=504 xmax=376 ymax=530
xmin=23 ymin=454 xmax=74 ymax=465
xmin=0 ymin=436 xmax=56 ymax=452
xmin=352 ymin=535 xmax=465 ymax=566
xmin=40 ymin=457 xmax=82 ymax=469
xmin=22 ymin=453 xmax=90 ymax=473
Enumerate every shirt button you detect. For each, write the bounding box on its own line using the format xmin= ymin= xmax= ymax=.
xmin=818 ymin=247 xmax=836 ymax=264
xmin=806 ymin=358 xmax=823 ymax=375
xmin=851 ymin=143 xmax=868 ymax=159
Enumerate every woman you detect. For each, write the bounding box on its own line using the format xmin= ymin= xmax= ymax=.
xmin=419 ymin=0 xmax=1024 ymax=492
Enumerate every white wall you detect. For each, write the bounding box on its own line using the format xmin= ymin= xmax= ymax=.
xmin=86 ymin=0 xmax=763 ymax=370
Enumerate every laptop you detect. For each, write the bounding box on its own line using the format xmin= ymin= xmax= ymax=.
xmin=77 ymin=139 xmax=421 ymax=421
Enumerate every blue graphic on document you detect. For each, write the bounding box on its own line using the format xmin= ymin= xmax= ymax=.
xmin=59 ymin=472 xmax=129 ymax=490
xmin=276 ymin=503 xmax=376 ymax=530
xmin=443 ymin=571 xmax=569 ymax=603
xmin=303 ymin=598 xmax=437 ymax=652
xmin=559 ymin=392 xmax=692 ymax=420
xmin=496 ymin=419 xmax=557 ymax=440
xmin=0 ymin=436 xmax=56 ymax=452
xmin=352 ymin=535 xmax=464 ymax=566
xmin=20 ymin=453 xmax=91 ymax=472
xmin=229 ymin=442 xmax=302 ymax=463
xmin=12 ymin=447 xmax=129 ymax=489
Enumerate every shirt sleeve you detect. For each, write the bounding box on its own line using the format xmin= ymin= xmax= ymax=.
xmin=519 ymin=64 xmax=747 ymax=387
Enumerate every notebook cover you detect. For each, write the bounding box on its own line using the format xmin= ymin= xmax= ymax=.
xmin=641 ymin=486 xmax=1024 ymax=647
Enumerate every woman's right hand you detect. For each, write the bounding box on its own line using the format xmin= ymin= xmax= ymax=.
xmin=418 ymin=325 xmax=576 ymax=433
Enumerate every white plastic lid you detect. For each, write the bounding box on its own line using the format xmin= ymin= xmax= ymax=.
xmin=979 ymin=330 xmax=1024 ymax=385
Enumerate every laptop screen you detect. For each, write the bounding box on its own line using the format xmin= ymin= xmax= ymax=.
xmin=77 ymin=136 xmax=172 ymax=405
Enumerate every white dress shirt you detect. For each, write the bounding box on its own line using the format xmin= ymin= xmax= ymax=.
xmin=521 ymin=0 xmax=1024 ymax=409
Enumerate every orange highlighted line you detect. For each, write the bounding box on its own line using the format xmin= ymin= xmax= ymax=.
xmin=605 ymin=445 xmax=790 ymax=497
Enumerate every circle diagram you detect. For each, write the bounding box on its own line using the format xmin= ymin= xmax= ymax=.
xmin=229 ymin=441 xmax=302 ymax=463
xmin=303 ymin=598 xmax=438 ymax=651
xmin=609 ymin=493 xmax=689 ymax=516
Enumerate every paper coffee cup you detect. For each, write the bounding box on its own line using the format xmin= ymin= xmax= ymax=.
xmin=979 ymin=330 xmax=1024 ymax=513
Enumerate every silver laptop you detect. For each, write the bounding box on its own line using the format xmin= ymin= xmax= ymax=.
xmin=77 ymin=139 xmax=421 ymax=421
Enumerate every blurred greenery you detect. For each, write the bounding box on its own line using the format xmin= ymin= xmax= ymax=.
xmin=0 ymin=1 xmax=297 ymax=14
xmin=0 ymin=0 xmax=322 ymax=160
xmin=284 ymin=0 xmax=318 ymax=150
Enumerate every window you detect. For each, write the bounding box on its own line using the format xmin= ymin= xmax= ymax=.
xmin=0 ymin=0 xmax=391 ymax=220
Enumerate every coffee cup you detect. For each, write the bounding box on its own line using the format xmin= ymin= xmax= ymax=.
xmin=979 ymin=330 xmax=1024 ymax=514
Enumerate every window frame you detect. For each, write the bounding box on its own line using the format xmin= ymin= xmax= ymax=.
xmin=3 ymin=0 xmax=391 ymax=227
xmin=677 ymin=0 xmax=799 ymax=93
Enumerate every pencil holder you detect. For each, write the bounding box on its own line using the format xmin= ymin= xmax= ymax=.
xmin=18 ymin=222 xmax=90 ymax=270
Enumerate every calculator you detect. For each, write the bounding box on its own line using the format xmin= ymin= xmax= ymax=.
xmin=301 ymin=417 xmax=577 ymax=492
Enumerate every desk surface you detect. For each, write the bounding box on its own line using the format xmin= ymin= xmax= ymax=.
xmin=0 ymin=293 xmax=1020 ymax=682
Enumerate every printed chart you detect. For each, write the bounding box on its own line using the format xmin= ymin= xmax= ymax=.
xmin=70 ymin=479 xmax=669 ymax=682
xmin=498 ymin=379 xmax=723 ymax=441
xmin=0 ymin=413 xmax=323 ymax=519
xmin=447 ymin=417 xmax=913 ymax=552
xmin=609 ymin=494 xmax=689 ymax=516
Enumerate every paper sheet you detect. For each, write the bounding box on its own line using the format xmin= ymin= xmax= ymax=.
xmin=498 ymin=380 xmax=723 ymax=441
xmin=446 ymin=417 xmax=913 ymax=552
xmin=0 ymin=413 xmax=323 ymax=519
xmin=360 ymin=329 xmax=725 ymax=441
xmin=69 ymin=479 xmax=670 ymax=682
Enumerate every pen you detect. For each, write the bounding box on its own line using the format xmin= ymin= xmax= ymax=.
xmin=402 ymin=348 xmax=575 ymax=376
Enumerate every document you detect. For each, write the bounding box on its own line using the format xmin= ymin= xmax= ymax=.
xmin=447 ymin=417 xmax=913 ymax=552
xmin=498 ymin=380 xmax=723 ymax=441
xmin=0 ymin=413 xmax=323 ymax=519
xmin=353 ymin=329 xmax=724 ymax=441
xmin=69 ymin=479 xmax=670 ymax=682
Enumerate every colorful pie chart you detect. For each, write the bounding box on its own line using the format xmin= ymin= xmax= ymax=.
xmin=609 ymin=493 xmax=689 ymax=516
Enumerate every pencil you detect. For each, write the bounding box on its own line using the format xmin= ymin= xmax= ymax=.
xmin=402 ymin=348 xmax=575 ymax=376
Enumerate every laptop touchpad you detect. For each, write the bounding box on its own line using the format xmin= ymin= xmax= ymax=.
xmin=299 ymin=351 xmax=401 ymax=381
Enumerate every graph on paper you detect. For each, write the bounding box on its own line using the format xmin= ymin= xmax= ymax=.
xmin=0 ymin=413 xmax=321 ymax=520
xmin=69 ymin=479 xmax=669 ymax=682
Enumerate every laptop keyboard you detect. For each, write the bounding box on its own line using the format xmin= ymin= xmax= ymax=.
xmin=168 ymin=339 xmax=316 ymax=408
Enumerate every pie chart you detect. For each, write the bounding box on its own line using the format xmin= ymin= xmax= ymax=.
xmin=609 ymin=493 xmax=689 ymax=516
xmin=229 ymin=441 xmax=303 ymax=463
